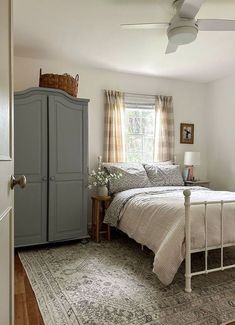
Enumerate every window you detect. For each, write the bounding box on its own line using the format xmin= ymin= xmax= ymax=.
xmin=124 ymin=94 xmax=155 ymax=163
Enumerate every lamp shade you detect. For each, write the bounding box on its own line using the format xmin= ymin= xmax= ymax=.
xmin=184 ymin=152 xmax=200 ymax=166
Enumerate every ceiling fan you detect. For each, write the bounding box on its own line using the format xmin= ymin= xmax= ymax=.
xmin=121 ymin=0 xmax=235 ymax=54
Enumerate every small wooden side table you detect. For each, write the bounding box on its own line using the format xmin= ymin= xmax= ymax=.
xmin=91 ymin=196 xmax=112 ymax=243
xmin=184 ymin=180 xmax=210 ymax=188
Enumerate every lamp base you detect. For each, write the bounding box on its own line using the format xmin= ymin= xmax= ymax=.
xmin=186 ymin=166 xmax=194 ymax=181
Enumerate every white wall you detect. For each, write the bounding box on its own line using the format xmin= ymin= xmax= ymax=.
xmin=14 ymin=56 xmax=208 ymax=178
xmin=206 ymin=75 xmax=235 ymax=190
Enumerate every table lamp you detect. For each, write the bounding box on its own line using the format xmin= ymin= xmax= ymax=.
xmin=184 ymin=152 xmax=200 ymax=181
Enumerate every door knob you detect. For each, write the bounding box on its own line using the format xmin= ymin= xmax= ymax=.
xmin=10 ymin=175 xmax=27 ymax=189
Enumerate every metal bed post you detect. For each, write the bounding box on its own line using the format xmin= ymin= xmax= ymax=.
xmin=184 ymin=189 xmax=192 ymax=293
xmin=220 ymin=201 xmax=224 ymax=270
xmin=204 ymin=202 xmax=208 ymax=274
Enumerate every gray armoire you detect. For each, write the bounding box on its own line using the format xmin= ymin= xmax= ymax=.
xmin=14 ymin=88 xmax=89 ymax=247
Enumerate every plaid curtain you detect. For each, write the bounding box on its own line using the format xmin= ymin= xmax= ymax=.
xmin=154 ymin=96 xmax=174 ymax=162
xmin=103 ymin=90 xmax=125 ymax=162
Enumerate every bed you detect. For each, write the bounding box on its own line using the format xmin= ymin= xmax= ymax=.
xmin=103 ymin=163 xmax=235 ymax=292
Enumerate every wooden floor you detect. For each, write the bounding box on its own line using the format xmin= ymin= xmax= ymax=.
xmin=14 ymin=253 xmax=235 ymax=325
xmin=15 ymin=254 xmax=44 ymax=325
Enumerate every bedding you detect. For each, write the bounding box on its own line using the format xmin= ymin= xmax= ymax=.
xmin=103 ymin=163 xmax=150 ymax=194
xmin=144 ymin=160 xmax=173 ymax=165
xmin=104 ymin=186 xmax=235 ymax=285
xmin=144 ymin=164 xmax=184 ymax=186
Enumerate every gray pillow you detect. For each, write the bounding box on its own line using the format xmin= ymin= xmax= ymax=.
xmin=144 ymin=164 xmax=184 ymax=186
xmin=103 ymin=163 xmax=150 ymax=194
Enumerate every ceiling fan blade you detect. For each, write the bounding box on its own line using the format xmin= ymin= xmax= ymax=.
xmin=165 ymin=42 xmax=178 ymax=54
xmin=121 ymin=23 xmax=169 ymax=30
xmin=198 ymin=19 xmax=235 ymax=31
xmin=178 ymin=0 xmax=204 ymax=19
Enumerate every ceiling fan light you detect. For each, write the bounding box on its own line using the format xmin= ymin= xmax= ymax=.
xmin=168 ymin=26 xmax=198 ymax=45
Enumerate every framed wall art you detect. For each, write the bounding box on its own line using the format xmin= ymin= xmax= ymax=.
xmin=180 ymin=123 xmax=194 ymax=144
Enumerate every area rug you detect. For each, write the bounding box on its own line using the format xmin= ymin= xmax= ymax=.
xmin=19 ymin=237 xmax=235 ymax=325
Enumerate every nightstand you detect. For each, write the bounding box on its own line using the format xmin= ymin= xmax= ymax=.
xmin=91 ymin=196 xmax=112 ymax=243
xmin=184 ymin=180 xmax=210 ymax=188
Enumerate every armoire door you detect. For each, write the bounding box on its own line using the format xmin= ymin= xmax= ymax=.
xmin=48 ymin=95 xmax=88 ymax=241
xmin=14 ymin=94 xmax=48 ymax=246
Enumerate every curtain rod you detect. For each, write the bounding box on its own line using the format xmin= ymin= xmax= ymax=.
xmin=105 ymin=90 xmax=171 ymax=98
xmin=125 ymin=92 xmax=171 ymax=98
xmin=125 ymin=92 xmax=156 ymax=97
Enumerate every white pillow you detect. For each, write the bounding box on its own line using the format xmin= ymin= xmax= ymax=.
xmin=142 ymin=161 xmax=173 ymax=169
xmin=152 ymin=160 xmax=173 ymax=165
xmin=144 ymin=164 xmax=184 ymax=186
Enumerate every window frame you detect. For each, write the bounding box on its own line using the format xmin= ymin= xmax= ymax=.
xmin=124 ymin=94 xmax=156 ymax=163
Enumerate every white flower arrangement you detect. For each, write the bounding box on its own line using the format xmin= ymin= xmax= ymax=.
xmin=88 ymin=169 xmax=122 ymax=189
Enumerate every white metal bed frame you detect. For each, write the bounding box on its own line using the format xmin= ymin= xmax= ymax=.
xmin=183 ymin=189 xmax=235 ymax=293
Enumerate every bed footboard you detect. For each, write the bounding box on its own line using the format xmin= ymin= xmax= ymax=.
xmin=183 ymin=189 xmax=235 ymax=293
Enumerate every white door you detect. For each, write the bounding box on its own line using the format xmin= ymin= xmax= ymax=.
xmin=0 ymin=0 xmax=14 ymax=324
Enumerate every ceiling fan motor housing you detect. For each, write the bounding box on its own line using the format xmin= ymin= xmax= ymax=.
xmin=167 ymin=19 xmax=198 ymax=45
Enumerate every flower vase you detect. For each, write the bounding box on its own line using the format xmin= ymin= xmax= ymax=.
xmin=97 ymin=185 xmax=108 ymax=197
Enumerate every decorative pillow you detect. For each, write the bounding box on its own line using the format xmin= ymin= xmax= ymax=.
xmin=103 ymin=163 xmax=150 ymax=194
xmin=144 ymin=164 xmax=184 ymax=186
xmin=153 ymin=160 xmax=173 ymax=165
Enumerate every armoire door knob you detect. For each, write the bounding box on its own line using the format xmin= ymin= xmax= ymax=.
xmin=50 ymin=176 xmax=55 ymax=181
xmin=10 ymin=175 xmax=27 ymax=189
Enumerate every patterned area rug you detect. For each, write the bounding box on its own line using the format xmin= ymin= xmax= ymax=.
xmin=19 ymin=237 xmax=235 ymax=325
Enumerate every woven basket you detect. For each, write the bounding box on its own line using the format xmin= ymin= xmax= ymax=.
xmin=39 ymin=69 xmax=79 ymax=97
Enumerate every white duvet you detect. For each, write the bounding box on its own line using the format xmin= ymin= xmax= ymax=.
xmin=117 ymin=187 xmax=235 ymax=285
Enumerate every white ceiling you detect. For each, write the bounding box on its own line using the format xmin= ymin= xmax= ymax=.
xmin=14 ymin=0 xmax=235 ymax=83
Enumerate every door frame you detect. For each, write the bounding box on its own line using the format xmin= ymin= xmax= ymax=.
xmin=0 ymin=0 xmax=14 ymax=323
xmin=0 ymin=0 xmax=14 ymax=325
xmin=9 ymin=1 xmax=14 ymax=323
xmin=0 ymin=0 xmax=13 ymax=161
